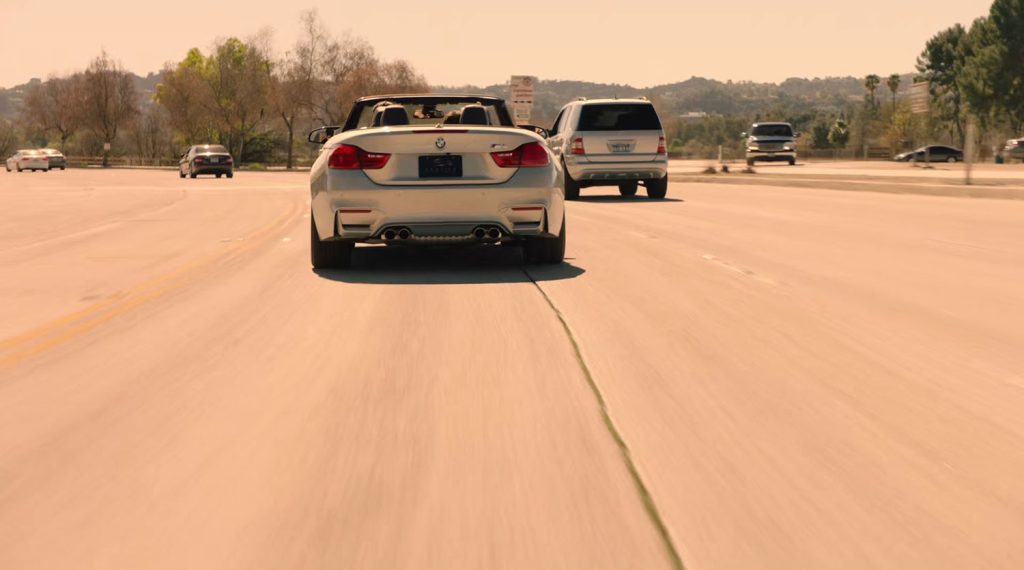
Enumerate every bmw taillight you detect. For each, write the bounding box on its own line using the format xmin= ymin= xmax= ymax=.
xmin=657 ymin=136 xmax=667 ymax=155
xmin=329 ymin=144 xmax=391 ymax=170
xmin=571 ymin=137 xmax=586 ymax=155
xmin=491 ymin=142 xmax=550 ymax=168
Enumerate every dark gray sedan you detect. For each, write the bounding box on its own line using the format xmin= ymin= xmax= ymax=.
xmin=179 ymin=144 xmax=234 ymax=179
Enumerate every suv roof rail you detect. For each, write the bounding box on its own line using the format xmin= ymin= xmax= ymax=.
xmin=638 ymin=96 xmax=648 ymax=101
xmin=574 ymin=96 xmax=587 ymax=101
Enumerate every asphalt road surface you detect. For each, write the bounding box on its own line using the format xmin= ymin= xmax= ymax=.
xmin=1 ymin=167 xmax=1023 ymax=569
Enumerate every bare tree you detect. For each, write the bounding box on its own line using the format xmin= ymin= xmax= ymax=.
xmin=0 ymin=118 xmax=17 ymax=159
xmin=82 ymin=52 xmax=139 ymax=166
xmin=23 ymin=74 xmax=85 ymax=152
xmin=271 ymin=55 xmax=309 ymax=169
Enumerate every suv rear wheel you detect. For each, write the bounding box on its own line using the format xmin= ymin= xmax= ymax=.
xmin=310 ymin=216 xmax=354 ymax=269
xmin=619 ymin=182 xmax=638 ymax=196
xmin=563 ymin=166 xmax=580 ymax=200
xmin=644 ymin=176 xmax=668 ymax=199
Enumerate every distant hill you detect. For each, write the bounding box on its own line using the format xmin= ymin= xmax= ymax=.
xmin=3 ymin=72 xmax=913 ymax=126
xmin=435 ymin=75 xmax=914 ymax=126
xmin=0 ymin=73 xmax=161 ymax=120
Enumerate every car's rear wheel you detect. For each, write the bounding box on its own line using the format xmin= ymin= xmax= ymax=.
xmin=788 ymin=158 xmax=796 ymax=165
xmin=16 ymin=165 xmax=22 ymax=172
xmin=226 ymin=171 xmax=233 ymax=178
xmin=645 ymin=176 xmax=668 ymax=199
xmin=310 ymin=216 xmax=353 ymax=269
xmin=216 ymin=173 xmax=222 ymax=178
xmin=189 ymin=168 xmax=197 ymax=179
xmin=524 ymin=216 xmax=566 ymax=265
xmin=746 ymin=158 xmax=755 ymax=166
xmin=563 ymin=162 xmax=580 ymax=200
xmin=618 ymin=182 xmax=638 ymax=196
xmin=947 ymin=156 xmax=957 ymax=163
xmin=179 ymin=169 xmax=186 ymax=179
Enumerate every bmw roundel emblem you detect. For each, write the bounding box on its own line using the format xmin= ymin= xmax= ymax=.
xmin=435 ymin=137 xmax=446 ymax=150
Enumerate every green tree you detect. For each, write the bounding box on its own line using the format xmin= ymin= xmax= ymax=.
xmin=987 ymin=0 xmax=1024 ymax=131
xmin=828 ymin=119 xmax=850 ymax=158
xmin=917 ymin=25 xmax=967 ymax=145
xmin=886 ymin=73 xmax=901 ymax=123
xmin=864 ymin=74 xmax=881 ymax=109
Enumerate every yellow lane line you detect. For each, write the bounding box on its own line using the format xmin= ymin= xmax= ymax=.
xmin=0 ymin=199 xmax=303 ymax=368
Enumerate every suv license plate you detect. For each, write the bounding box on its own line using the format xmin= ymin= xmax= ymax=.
xmin=419 ymin=155 xmax=462 ymax=178
xmin=610 ymin=144 xmax=632 ymax=153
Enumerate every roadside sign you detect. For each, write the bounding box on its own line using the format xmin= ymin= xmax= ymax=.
xmin=103 ymin=142 xmax=111 ymax=151
xmin=910 ymin=82 xmax=929 ymax=115
xmin=510 ymin=75 xmax=536 ymax=124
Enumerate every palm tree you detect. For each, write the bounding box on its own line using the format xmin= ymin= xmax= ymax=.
xmin=886 ymin=74 xmax=901 ymax=122
xmin=864 ymin=74 xmax=881 ymax=109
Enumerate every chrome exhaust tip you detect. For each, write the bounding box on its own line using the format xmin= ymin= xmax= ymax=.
xmin=398 ymin=228 xmax=412 ymax=240
xmin=472 ymin=227 xmax=487 ymax=240
xmin=382 ymin=229 xmax=397 ymax=241
xmin=486 ymin=227 xmax=501 ymax=240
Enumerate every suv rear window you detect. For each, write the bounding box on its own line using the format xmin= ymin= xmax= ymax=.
xmin=577 ymin=104 xmax=661 ymax=131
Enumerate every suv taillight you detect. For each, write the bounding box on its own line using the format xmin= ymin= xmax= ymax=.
xmin=657 ymin=136 xmax=667 ymax=155
xmin=329 ymin=144 xmax=391 ymax=170
xmin=571 ymin=137 xmax=586 ymax=155
xmin=491 ymin=142 xmax=550 ymax=168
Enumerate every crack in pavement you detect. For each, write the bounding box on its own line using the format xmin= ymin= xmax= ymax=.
xmin=522 ymin=267 xmax=686 ymax=570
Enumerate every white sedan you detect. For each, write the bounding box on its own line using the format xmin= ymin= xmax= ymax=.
xmin=5 ymin=149 xmax=50 ymax=172
xmin=308 ymin=94 xmax=566 ymax=269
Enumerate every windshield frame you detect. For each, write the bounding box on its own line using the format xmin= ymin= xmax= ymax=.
xmin=340 ymin=95 xmax=516 ymax=132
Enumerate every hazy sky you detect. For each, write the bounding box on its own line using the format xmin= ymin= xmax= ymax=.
xmin=0 ymin=0 xmax=994 ymax=89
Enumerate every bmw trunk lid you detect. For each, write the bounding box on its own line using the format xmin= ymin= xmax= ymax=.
xmin=335 ymin=127 xmax=544 ymax=186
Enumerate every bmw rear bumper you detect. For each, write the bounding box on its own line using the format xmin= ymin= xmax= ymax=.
xmin=311 ymin=167 xmax=565 ymax=243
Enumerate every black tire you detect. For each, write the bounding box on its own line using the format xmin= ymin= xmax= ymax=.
xmin=788 ymin=158 xmax=796 ymax=166
xmin=618 ymin=182 xmax=638 ymax=196
xmin=179 ymin=169 xmax=186 ymax=179
xmin=60 ymin=167 xmax=65 ymax=171
xmin=645 ymin=176 xmax=668 ymax=199
xmin=563 ymin=163 xmax=580 ymax=200
xmin=16 ymin=165 xmax=22 ymax=172
xmin=216 ymin=173 xmax=222 ymax=178
xmin=746 ymin=158 xmax=755 ymax=166
xmin=226 ymin=171 xmax=233 ymax=179
xmin=189 ymin=169 xmax=197 ymax=179
xmin=310 ymin=216 xmax=354 ymax=269
xmin=524 ymin=216 xmax=566 ymax=265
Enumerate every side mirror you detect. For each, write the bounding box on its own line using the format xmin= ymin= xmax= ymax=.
xmin=519 ymin=124 xmax=549 ymax=139
xmin=308 ymin=126 xmax=338 ymax=145
xmin=794 ymin=132 xmax=802 ymax=139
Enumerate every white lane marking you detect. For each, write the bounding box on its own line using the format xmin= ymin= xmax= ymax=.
xmin=281 ymin=237 xmax=292 ymax=242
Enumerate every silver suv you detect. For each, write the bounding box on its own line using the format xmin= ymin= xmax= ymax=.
xmin=744 ymin=122 xmax=798 ymax=166
xmin=546 ymin=99 xmax=669 ymax=199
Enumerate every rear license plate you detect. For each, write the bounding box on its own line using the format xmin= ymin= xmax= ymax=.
xmin=209 ymin=157 xmax=220 ymax=163
xmin=419 ymin=155 xmax=462 ymax=178
xmin=610 ymin=143 xmax=632 ymax=153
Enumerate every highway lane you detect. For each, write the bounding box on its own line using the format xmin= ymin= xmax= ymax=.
xmin=2 ymin=169 xmax=1024 ymax=569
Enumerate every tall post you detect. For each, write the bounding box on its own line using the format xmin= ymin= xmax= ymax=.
xmin=964 ymin=118 xmax=976 ymax=186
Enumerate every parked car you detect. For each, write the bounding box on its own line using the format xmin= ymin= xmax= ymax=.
xmin=743 ymin=122 xmax=798 ymax=166
xmin=179 ymin=144 xmax=233 ymax=178
xmin=1000 ymin=138 xmax=1024 ymax=163
xmin=894 ymin=145 xmax=963 ymax=163
xmin=40 ymin=148 xmax=66 ymax=170
xmin=307 ymin=94 xmax=565 ymax=269
xmin=5 ymin=149 xmax=49 ymax=172
xmin=546 ymin=98 xmax=669 ymax=199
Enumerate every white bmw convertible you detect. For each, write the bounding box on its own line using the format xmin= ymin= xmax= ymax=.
xmin=308 ymin=94 xmax=566 ymax=269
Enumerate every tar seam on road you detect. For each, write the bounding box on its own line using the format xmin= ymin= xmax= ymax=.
xmin=522 ymin=268 xmax=686 ymax=570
